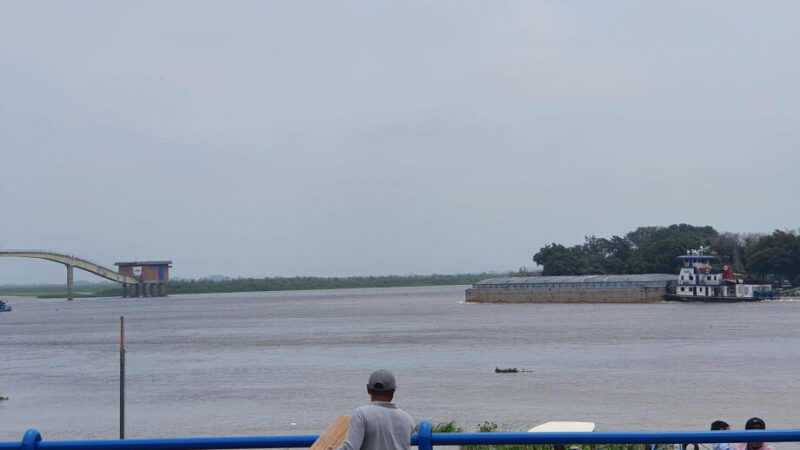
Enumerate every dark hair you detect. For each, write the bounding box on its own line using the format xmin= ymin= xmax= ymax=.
xmin=745 ymin=417 xmax=766 ymax=430
xmin=711 ymin=420 xmax=730 ymax=431
xmin=367 ymin=386 xmax=395 ymax=396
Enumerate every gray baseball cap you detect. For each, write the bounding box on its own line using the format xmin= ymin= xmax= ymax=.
xmin=368 ymin=369 xmax=396 ymax=392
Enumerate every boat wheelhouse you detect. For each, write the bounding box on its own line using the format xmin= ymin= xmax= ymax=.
xmin=673 ymin=248 xmax=774 ymax=301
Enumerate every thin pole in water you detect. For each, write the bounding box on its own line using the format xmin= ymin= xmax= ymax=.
xmin=120 ymin=316 xmax=125 ymax=440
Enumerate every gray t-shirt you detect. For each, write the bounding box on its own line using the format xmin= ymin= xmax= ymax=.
xmin=338 ymin=401 xmax=413 ymax=450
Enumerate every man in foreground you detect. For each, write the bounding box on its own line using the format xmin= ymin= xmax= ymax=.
xmin=334 ymin=370 xmax=413 ymax=450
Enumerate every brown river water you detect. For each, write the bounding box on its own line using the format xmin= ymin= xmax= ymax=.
xmin=2 ymin=286 xmax=800 ymax=442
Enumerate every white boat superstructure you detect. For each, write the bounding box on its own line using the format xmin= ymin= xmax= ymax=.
xmin=673 ymin=248 xmax=773 ymax=301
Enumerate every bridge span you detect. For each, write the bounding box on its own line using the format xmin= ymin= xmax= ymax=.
xmin=0 ymin=251 xmax=171 ymax=300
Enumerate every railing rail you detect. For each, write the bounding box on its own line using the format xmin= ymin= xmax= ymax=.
xmin=4 ymin=424 xmax=800 ymax=450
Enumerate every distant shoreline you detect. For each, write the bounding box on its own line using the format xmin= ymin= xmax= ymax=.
xmin=0 ymin=273 xmax=496 ymax=298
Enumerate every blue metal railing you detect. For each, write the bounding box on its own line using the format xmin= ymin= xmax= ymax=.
xmin=3 ymin=423 xmax=800 ymax=450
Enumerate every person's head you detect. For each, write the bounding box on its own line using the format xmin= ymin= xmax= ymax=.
xmin=366 ymin=369 xmax=396 ymax=401
xmin=711 ymin=420 xmax=730 ymax=431
xmin=746 ymin=418 xmax=766 ymax=430
xmin=745 ymin=417 xmax=766 ymax=450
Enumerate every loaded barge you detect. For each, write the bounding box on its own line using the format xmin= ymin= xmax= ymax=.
xmin=466 ymin=249 xmax=776 ymax=303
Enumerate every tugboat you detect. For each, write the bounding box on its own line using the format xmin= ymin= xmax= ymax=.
xmin=0 ymin=299 xmax=11 ymax=312
xmin=667 ymin=248 xmax=776 ymax=302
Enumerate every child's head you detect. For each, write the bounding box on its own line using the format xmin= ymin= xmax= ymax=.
xmin=711 ymin=420 xmax=730 ymax=431
xmin=745 ymin=418 xmax=765 ymax=430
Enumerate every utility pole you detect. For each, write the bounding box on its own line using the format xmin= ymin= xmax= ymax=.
xmin=120 ymin=316 xmax=125 ymax=439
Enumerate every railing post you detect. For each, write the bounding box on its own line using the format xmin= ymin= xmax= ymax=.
xmin=22 ymin=429 xmax=41 ymax=450
xmin=418 ymin=420 xmax=432 ymax=450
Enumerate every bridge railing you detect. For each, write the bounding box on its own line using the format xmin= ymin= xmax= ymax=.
xmin=3 ymin=424 xmax=799 ymax=450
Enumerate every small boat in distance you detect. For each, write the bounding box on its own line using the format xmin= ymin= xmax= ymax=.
xmin=665 ymin=248 xmax=776 ymax=302
xmin=0 ymin=299 xmax=12 ymax=312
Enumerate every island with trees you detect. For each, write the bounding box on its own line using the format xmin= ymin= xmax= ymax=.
xmin=466 ymin=224 xmax=799 ymax=304
xmin=531 ymin=224 xmax=800 ymax=286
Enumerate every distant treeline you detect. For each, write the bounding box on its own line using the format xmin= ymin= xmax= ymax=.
xmin=532 ymin=224 xmax=800 ymax=285
xmin=0 ymin=273 xmax=495 ymax=298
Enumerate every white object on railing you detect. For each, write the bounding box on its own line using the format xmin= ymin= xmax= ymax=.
xmin=528 ymin=422 xmax=596 ymax=433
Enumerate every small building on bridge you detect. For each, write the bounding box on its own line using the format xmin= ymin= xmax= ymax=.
xmin=115 ymin=260 xmax=172 ymax=297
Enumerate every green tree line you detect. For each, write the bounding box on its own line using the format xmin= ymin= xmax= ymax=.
xmin=532 ymin=224 xmax=800 ymax=285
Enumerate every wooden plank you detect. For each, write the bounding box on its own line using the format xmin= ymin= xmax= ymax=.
xmin=310 ymin=415 xmax=351 ymax=450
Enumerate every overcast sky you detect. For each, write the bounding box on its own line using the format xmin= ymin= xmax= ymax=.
xmin=1 ymin=1 xmax=798 ymax=284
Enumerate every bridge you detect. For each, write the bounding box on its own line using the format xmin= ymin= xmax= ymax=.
xmin=0 ymin=251 xmax=171 ymax=300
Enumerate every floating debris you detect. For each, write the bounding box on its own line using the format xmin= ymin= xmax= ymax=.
xmin=495 ymin=367 xmax=532 ymax=373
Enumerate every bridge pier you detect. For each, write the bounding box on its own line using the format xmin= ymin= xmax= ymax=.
xmin=121 ymin=281 xmax=169 ymax=299
xmin=66 ymin=264 xmax=74 ymax=301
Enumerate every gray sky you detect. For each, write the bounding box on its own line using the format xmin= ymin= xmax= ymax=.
xmin=1 ymin=1 xmax=799 ymax=284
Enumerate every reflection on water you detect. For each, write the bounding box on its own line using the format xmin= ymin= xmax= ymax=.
xmin=2 ymin=286 xmax=800 ymax=442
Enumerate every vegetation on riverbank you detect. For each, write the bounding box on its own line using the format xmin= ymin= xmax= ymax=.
xmin=0 ymin=284 xmax=102 ymax=298
xmin=0 ymin=273 xmax=495 ymax=298
xmin=533 ymin=224 xmax=800 ymax=285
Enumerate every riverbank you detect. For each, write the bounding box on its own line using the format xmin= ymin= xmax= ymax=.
xmin=0 ymin=273 xmax=496 ymax=298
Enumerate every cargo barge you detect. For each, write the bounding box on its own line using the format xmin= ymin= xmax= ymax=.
xmin=465 ymin=274 xmax=675 ymax=303
xmin=465 ymin=248 xmax=777 ymax=303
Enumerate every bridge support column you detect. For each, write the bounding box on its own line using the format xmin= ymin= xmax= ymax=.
xmin=66 ymin=264 xmax=74 ymax=300
xmin=122 ymin=283 xmax=128 ymax=298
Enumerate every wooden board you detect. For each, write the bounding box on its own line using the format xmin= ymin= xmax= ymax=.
xmin=310 ymin=415 xmax=351 ymax=450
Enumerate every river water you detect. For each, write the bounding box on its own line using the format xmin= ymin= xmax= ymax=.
xmin=2 ymin=286 xmax=800 ymax=442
